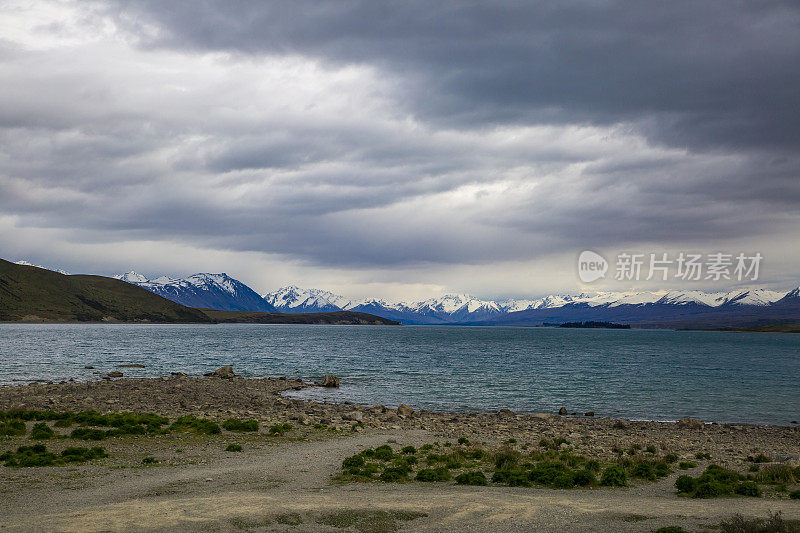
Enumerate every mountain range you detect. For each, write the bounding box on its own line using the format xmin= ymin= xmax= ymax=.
xmin=1 ymin=260 xmax=397 ymax=325
xmin=114 ymin=271 xmax=276 ymax=313
xmin=105 ymin=268 xmax=800 ymax=328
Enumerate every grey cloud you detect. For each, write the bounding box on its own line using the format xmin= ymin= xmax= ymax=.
xmin=1 ymin=1 xmax=799 ymax=281
xmin=115 ymin=0 xmax=800 ymax=152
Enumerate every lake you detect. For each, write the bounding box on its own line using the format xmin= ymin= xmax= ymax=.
xmin=0 ymin=324 xmax=798 ymax=425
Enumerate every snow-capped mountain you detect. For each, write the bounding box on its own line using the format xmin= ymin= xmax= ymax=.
xmin=263 ymin=286 xmax=352 ymax=313
xmin=18 ymin=256 xmax=800 ymax=326
xmin=115 ymin=272 xmax=276 ymax=312
xmin=262 ymin=286 xmax=799 ymax=325
xmin=14 ymin=260 xmax=70 ymax=275
xmin=403 ymin=294 xmax=505 ymax=322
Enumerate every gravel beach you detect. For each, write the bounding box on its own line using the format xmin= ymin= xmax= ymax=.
xmin=1 ymin=375 xmax=798 ymax=532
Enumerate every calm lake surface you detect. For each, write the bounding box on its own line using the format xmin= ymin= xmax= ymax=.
xmin=0 ymin=324 xmax=798 ymax=425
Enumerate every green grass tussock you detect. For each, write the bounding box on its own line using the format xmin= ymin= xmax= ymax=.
xmin=29 ymin=422 xmax=55 ymax=440
xmin=0 ymin=444 xmax=107 ymax=467
xmin=169 ymin=416 xmax=221 ymax=435
xmin=675 ymin=464 xmax=763 ymax=498
xmin=222 ymin=418 xmax=258 ymax=432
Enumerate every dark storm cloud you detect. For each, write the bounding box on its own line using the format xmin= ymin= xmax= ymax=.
xmin=116 ymin=0 xmax=800 ymax=152
xmin=1 ymin=0 xmax=800 ymax=282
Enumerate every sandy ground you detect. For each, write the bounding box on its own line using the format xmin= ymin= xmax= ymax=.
xmin=1 ymin=429 xmax=799 ymax=532
xmin=1 ymin=377 xmax=799 ymax=532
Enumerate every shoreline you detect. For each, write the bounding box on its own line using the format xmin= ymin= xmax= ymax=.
xmin=2 ymin=373 xmax=795 ymax=428
xmin=2 ymin=375 xmax=799 ymax=532
xmin=2 ymin=375 xmax=798 ymax=461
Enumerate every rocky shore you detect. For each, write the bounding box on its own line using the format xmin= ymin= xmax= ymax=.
xmin=1 ymin=373 xmax=798 ymax=470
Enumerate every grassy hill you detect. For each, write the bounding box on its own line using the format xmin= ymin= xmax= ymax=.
xmin=0 ymin=258 xmax=212 ymax=322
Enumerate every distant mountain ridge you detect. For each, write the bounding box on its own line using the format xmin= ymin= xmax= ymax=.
xmin=114 ymin=271 xmax=276 ymax=313
xmin=22 ymin=260 xmax=800 ymax=327
xmin=261 ymin=286 xmax=800 ymax=326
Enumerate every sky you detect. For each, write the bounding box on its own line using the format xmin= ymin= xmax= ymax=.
xmin=1 ymin=0 xmax=799 ymax=301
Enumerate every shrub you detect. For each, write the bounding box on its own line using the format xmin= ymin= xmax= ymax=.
xmin=70 ymin=428 xmax=106 ymax=440
xmin=572 ymin=469 xmax=596 ymax=486
xmin=445 ymin=457 xmax=463 ymax=469
xmin=747 ymin=453 xmax=772 ymax=463
xmin=679 ymin=461 xmax=697 ymax=470
xmin=677 ymin=464 xmax=750 ymax=498
xmin=1 ymin=445 xmax=106 ymax=467
xmin=61 ymin=446 xmax=107 ymax=461
xmin=749 ymin=464 xmax=760 ymax=472
xmin=268 ymin=423 xmax=293 ymax=436
xmin=30 ymin=422 xmax=54 ymax=440
xmin=551 ymin=472 xmax=577 ymax=489
xmin=663 ymin=453 xmax=678 ymax=463
xmin=469 ymin=449 xmax=486 ymax=460
xmin=630 ymin=461 xmax=657 ymax=480
xmin=719 ymin=512 xmax=800 ymax=533
xmin=401 ymin=445 xmax=417 ymax=455
xmin=493 ymin=448 xmax=520 ymax=470
xmin=373 ymin=445 xmax=394 ymax=461
xmin=222 ymin=419 xmax=258 ymax=432
xmin=379 ymin=467 xmax=407 ymax=482
xmin=0 ymin=420 xmax=26 ymax=436
xmin=600 ymin=465 xmax=627 ymax=487
xmin=675 ymin=474 xmax=697 ymax=494
xmin=458 ymin=437 xmax=470 ymax=446
xmin=528 ymin=462 xmax=569 ymax=486
xmin=455 ymin=470 xmax=488 ymax=486
xmin=789 ymin=490 xmax=800 ymax=500
xmin=695 ymin=452 xmax=711 ymax=460
xmin=226 ymin=444 xmax=243 ymax=452
xmin=693 ymin=480 xmax=726 ymax=498
xmin=586 ymin=459 xmax=601 ymax=472
xmin=169 ymin=416 xmax=220 ymax=435
xmin=735 ymin=481 xmax=761 ymax=497
xmin=492 ymin=469 xmax=530 ymax=487
xmin=142 ymin=456 xmax=159 ymax=465
xmin=755 ymin=465 xmax=795 ymax=484
xmin=342 ymin=455 xmax=365 ymax=469
xmin=416 ymin=467 xmax=451 ymax=482
xmin=654 ymin=528 xmax=688 ymax=533
xmin=646 ymin=445 xmax=657 ymax=454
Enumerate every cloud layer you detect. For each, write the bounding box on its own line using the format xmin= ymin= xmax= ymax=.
xmin=1 ymin=0 xmax=799 ymax=298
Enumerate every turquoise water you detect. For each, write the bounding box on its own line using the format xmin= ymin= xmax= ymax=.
xmin=0 ymin=324 xmax=798 ymax=425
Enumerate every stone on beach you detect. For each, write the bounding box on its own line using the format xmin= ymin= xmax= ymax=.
xmin=320 ymin=374 xmax=340 ymax=387
xmin=105 ymin=371 xmax=123 ymax=378
xmin=211 ymin=366 xmax=236 ymax=379
xmin=558 ymin=407 xmax=568 ymax=415
xmin=678 ymin=417 xmax=705 ymax=429
xmin=397 ymin=404 xmax=414 ymax=416
xmin=118 ymin=364 xmax=146 ymax=368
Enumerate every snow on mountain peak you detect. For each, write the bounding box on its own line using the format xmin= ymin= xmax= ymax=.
xmin=14 ymin=260 xmax=70 ymax=275
xmin=114 ymin=271 xmax=149 ymax=284
xmin=263 ymin=286 xmax=352 ymax=311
